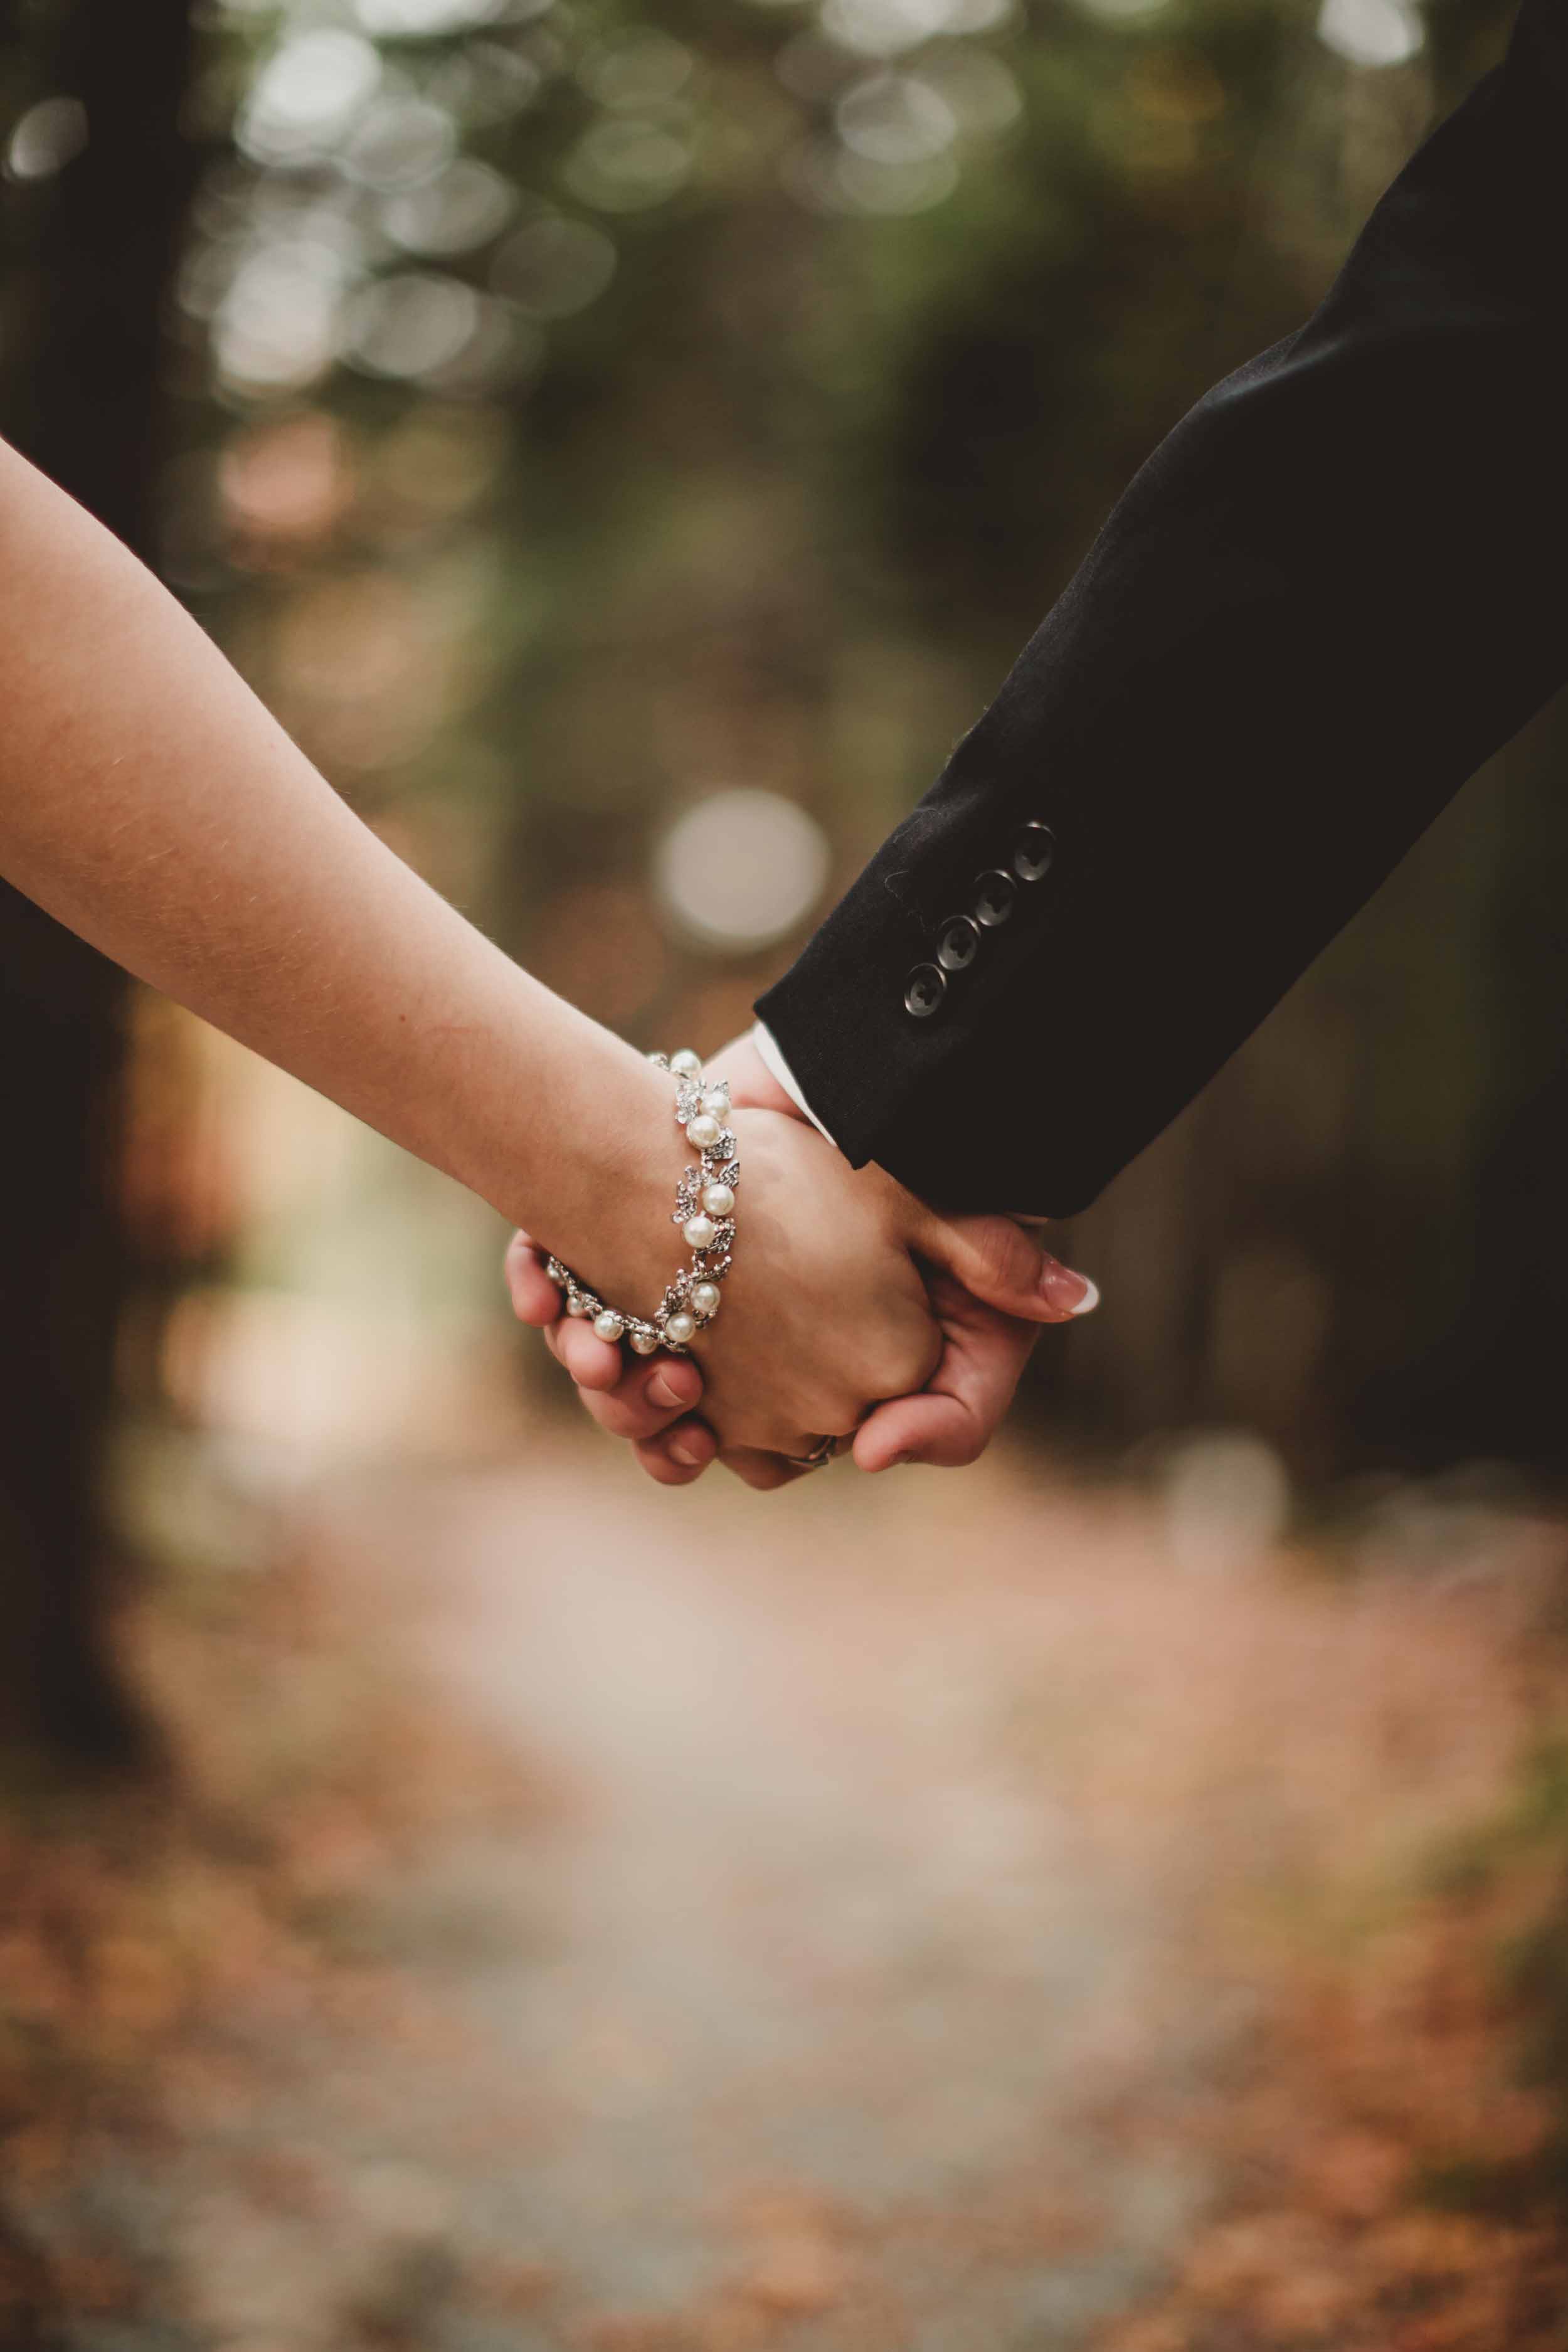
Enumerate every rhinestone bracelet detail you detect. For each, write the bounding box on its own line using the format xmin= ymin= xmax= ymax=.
xmin=544 ymin=1048 xmax=738 ymax=1357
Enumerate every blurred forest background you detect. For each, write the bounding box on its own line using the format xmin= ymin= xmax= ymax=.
xmin=6 ymin=0 xmax=1568 ymax=2344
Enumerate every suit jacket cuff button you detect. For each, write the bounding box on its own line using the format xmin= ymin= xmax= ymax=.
xmin=904 ymin=963 xmax=947 ymax=1019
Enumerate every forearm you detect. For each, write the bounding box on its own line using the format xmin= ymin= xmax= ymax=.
xmin=0 ymin=435 xmax=668 ymax=1265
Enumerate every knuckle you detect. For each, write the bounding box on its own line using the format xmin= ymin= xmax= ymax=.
xmin=635 ymin=1438 xmax=693 ymax=1483
xmin=805 ymin=1396 xmax=862 ymax=1443
xmin=857 ymin=1338 xmax=936 ymax=1407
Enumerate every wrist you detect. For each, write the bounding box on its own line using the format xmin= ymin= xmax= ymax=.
xmin=528 ymin=1030 xmax=723 ymax=1333
xmin=534 ymin=1037 xmax=678 ymax=1296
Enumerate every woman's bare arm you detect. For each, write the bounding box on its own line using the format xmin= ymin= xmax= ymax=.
xmin=0 ymin=433 xmax=673 ymax=1274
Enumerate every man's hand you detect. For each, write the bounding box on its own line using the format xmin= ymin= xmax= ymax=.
xmin=504 ymin=1030 xmax=1098 ymax=1486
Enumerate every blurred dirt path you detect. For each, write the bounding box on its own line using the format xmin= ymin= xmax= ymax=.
xmin=384 ymin=1451 xmax=1217 ymax=2348
xmin=13 ymin=1434 xmax=1559 ymax=2349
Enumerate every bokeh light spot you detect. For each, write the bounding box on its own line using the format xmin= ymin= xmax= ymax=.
xmin=5 ymin=95 xmax=88 ymax=181
xmin=239 ymin=31 xmax=380 ymax=164
xmin=342 ymin=97 xmax=457 ymax=190
xmin=837 ymin=146 xmax=958 ymax=210
xmin=384 ymin=159 xmax=516 ymax=254
xmin=783 ymin=134 xmax=958 ymax=213
xmin=356 ymin=0 xmax=508 ymax=32
xmin=835 ymin=71 xmax=958 ymax=165
xmin=655 ymin=791 xmax=831 ymax=953
xmin=214 ymin=241 xmax=352 ymax=393
xmin=429 ymin=41 xmax=544 ymax=124
xmin=563 ymin=120 xmax=691 ymax=213
xmin=342 ymin=272 xmax=485 ymax=379
xmin=219 ymin=412 xmax=351 ymax=547
xmin=820 ymin=0 xmax=952 ymax=60
xmin=580 ymin=32 xmax=696 ymax=112
xmin=1316 ymin=0 xmax=1424 ymax=68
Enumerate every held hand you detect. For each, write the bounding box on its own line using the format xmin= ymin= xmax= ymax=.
xmin=506 ymin=1041 xmax=1098 ymax=1485
xmin=507 ymin=1189 xmax=1095 ymax=1483
xmin=704 ymin=1109 xmax=948 ymax=1453
xmin=535 ymin=1104 xmax=945 ymax=1460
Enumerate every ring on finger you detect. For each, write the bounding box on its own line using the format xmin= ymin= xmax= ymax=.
xmin=784 ymin=1433 xmax=841 ymax=1471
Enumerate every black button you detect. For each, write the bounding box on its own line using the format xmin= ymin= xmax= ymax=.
xmin=1012 ymin=821 xmax=1056 ymax=884
xmin=935 ymin=914 xmax=981 ymax=973
xmin=904 ymin=963 xmax=946 ymax=1019
xmin=973 ymin=870 xmax=1016 ymax=928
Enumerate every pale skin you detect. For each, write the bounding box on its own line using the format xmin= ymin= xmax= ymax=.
xmin=0 ymin=435 xmax=1094 ymax=1468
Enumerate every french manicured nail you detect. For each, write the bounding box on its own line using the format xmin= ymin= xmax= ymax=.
xmin=669 ymin=1433 xmax=707 ymax=1467
xmin=650 ymin=1372 xmax=692 ymax=1410
xmin=1040 ymin=1261 xmax=1099 ymax=1318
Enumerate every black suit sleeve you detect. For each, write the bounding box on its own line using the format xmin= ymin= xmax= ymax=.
xmin=755 ymin=1 xmax=1568 ymax=1217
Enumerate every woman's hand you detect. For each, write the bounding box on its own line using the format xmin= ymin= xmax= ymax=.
xmin=671 ymin=1106 xmax=944 ymax=1458
xmin=522 ymin=1104 xmax=943 ymax=1461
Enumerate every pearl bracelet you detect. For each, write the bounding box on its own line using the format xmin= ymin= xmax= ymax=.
xmin=544 ymin=1047 xmax=738 ymax=1357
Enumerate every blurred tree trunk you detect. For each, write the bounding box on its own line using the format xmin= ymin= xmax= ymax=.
xmin=0 ymin=0 xmax=199 ymax=1764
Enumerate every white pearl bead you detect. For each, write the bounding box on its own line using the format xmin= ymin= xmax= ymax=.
xmin=593 ymin=1311 xmax=625 ymax=1343
xmin=682 ymin=1213 xmax=718 ymax=1251
xmin=701 ymin=1088 xmax=729 ymax=1121
xmin=691 ymin=1281 xmax=721 ymax=1318
xmin=669 ymin=1049 xmax=702 ymax=1078
xmin=701 ymin=1182 xmax=734 ymax=1217
xmin=629 ymin=1327 xmax=659 ymax=1355
xmin=566 ymin=1294 xmax=592 ymax=1317
xmin=686 ymin=1113 xmax=721 ymax=1152
xmin=664 ymin=1311 xmax=697 ymax=1347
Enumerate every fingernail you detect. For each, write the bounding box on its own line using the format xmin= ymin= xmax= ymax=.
xmin=669 ymin=1434 xmax=706 ymax=1467
xmin=1039 ymin=1261 xmax=1099 ymax=1318
xmin=650 ymin=1373 xmax=690 ymax=1410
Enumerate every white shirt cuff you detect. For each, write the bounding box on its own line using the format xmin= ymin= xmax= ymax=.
xmin=751 ymin=1022 xmax=840 ymax=1150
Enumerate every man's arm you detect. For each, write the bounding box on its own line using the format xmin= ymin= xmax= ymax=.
xmin=758 ymin=0 xmax=1568 ymax=1216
